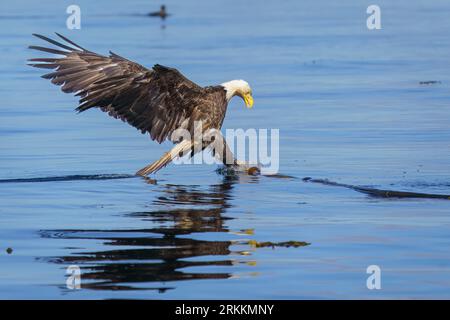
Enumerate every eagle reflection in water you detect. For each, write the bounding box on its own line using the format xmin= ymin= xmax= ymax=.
xmin=39 ymin=175 xmax=257 ymax=292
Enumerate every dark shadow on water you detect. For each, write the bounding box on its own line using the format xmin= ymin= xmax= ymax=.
xmin=39 ymin=175 xmax=253 ymax=292
xmin=0 ymin=174 xmax=136 ymax=183
xmin=0 ymin=15 xmax=57 ymax=20
xmin=303 ymin=177 xmax=450 ymax=200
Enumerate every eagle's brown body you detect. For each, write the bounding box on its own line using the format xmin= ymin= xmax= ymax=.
xmin=28 ymin=33 xmax=240 ymax=175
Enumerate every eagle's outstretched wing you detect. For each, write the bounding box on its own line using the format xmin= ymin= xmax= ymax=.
xmin=28 ymin=33 xmax=205 ymax=143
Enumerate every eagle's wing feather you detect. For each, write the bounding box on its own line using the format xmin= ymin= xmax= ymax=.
xmin=28 ymin=33 xmax=205 ymax=143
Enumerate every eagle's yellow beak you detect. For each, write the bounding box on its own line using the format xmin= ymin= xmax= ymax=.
xmin=244 ymin=93 xmax=254 ymax=108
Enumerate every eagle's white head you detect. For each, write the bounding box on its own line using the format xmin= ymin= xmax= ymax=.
xmin=221 ymin=80 xmax=254 ymax=108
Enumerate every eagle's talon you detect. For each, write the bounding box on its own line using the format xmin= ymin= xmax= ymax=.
xmin=233 ymin=161 xmax=260 ymax=175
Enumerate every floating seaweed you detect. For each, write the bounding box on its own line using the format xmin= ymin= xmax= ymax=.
xmin=419 ymin=80 xmax=441 ymax=85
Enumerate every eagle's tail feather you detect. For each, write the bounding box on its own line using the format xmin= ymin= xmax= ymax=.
xmin=136 ymin=140 xmax=193 ymax=176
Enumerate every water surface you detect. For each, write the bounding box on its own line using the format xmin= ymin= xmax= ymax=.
xmin=1 ymin=0 xmax=450 ymax=299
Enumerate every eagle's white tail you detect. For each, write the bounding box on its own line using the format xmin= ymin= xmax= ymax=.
xmin=136 ymin=140 xmax=193 ymax=176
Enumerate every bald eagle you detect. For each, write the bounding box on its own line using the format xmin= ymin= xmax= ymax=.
xmin=28 ymin=33 xmax=254 ymax=176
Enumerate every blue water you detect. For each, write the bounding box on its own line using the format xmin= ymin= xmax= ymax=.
xmin=1 ymin=0 xmax=450 ymax=299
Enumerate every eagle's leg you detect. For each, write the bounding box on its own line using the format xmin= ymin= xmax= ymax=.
xmin=212 ymin=133 xmax=238 ymax=166
xmin=136 ymin=140 xmax=193 ymax=176
xmin=212 ymin=133 xmax=259 ymax=174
